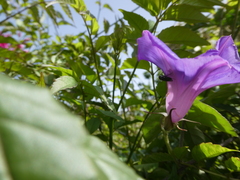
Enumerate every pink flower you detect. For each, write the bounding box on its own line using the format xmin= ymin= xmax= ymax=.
xmin=0 ymin=43 xmax=10 ymax=49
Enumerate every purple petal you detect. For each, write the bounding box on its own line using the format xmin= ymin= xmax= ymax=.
xmin=166 ymin=55 xmax=231 ymax=123
xmin=216 ymin=35 xmax=240 ymax=63
xmin=137 ymin=30 xmax=179 ymax=75
xmin=137 ymin=31 xmax=240 ymax=124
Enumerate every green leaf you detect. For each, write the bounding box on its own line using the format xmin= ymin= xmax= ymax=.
xmin=96 ymin=109 xmax=124 ymax=122
xmin=142 ymin=113 xmax=163 ymax=144
xmin=86 ymin=118 xmax=101 ymax=134
xmin=78 ymin=62 xmax=96 ymax=83
xmin=184 ymin=124 xmax=205 ymax=146
xmin=186 ymin=100 xmax=238 ymax=137
xmin=120 ymin=9 xmax=149 ymax=34
xmin=90 ymin=18 xmax=99 ymax=35
xmin=192 ymin=142 xmax=239 ymax=161
xmin=51 ymin=76 xmax=78 ymax=94
xmin=103 ymin=3 xmax=113 ymax=11
xmin=156 ymin=82 xmax=167 ymax=98
xmin=163 ymin=5 xmax=209 ymax=23
xmin=103 ymin=19 xmax=110 ymax=33
xmin=47 ymin=0 xmax=87 ymax=12
xmin=225 ymin=157 xmax=240 ymax=172
xmin=60 ymin=3 xmax=73 ymax=21
xmin=158 ymin=26 xmax=210 ymax=47
xmin=44 ymin=65 xmax=74 ymax=76
xmin=172 ymin=146 xmax=189 ymax=159
xmin=202 ymin=84 xmax=238 ymax=105
xmin=38 ymin=72 xmax=46 ymax=87
xmin=42 ymin=2 xmax=59 ymax=26
xmin=0 ymin=74 xmax=142 ymax=180
xmin=121 ymin=58 xmax=150 ymax=70
xmin=94 ymin=86 xmax=116 ymax=112
xmin=125 ymin=98 xmax=152 ymax=109
xmin=0 ymin=61 xmax=38 ymax=81
xmin=80 ymin=81 xmax=99 ymax=101
xmin=29 ymin=6 xmax=41 ymax=25
xmin=0 ymin=36 xmax=17 ymax=44
xmin=142 ymin=153 xmax=173 ymax=163
xmin=0 ymin=0 xmax=8 ymax=12
xmin=179 ymin=0 xmax=225 ymax=9
xmin=95 ymin=35 xmax=110 ymax=51
xmin=131 ymin=0 xmax=172 ymax=16
xmin=79 ymin=82 xmax=116 ymax=113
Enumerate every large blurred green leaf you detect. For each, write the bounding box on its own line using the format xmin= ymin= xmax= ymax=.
xmin=158 ymin=26 xmax=210 ymax=47
xmin=192 ymin=143 xmax=239 ymax=161
xmin=0 ymin=74 xmax=142 ymax=180
xmin=186 ymin=100 xmax=238 ymax=137
xmin=163 ymin=4 xmax=209 ymax=23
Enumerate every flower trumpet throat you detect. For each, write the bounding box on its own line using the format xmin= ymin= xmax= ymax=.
xmin=137 ymin=30 xmax=240 ymax=124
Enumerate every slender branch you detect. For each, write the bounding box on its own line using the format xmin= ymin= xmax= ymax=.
xmin=151 ymin=0 xmax=179 ymax=33
xmin=126 ymin=99 xmax=160 ymax=164
xmin=79 ymin=82 xmax=87 ymax=124
xmin=0 ymin=2 xmax=44 ymax=24
xmin=82 ymin=17 xmax=103 ymax=89
xmin=112 ymin=53 xmax=119 ymax=103
xmin=109 ymin=118 xmax=114 ymax=150
xmin=116 ymin=61 xmax=139 ymax=111
xmin=109 ymin=52 xmax=120 ymax=149
xmin=150 ymin=63 xmax=159 ymax=105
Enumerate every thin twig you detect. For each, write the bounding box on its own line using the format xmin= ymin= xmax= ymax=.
xmin=0 ymin=2 xmax=44 ymax=24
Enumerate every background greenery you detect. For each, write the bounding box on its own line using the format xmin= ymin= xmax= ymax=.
xmin=0 ymin=0 xmax=240 ymax=179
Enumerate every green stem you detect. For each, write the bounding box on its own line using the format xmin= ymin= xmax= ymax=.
xmin=0 ymin=2 xmax=44 ymax=24
xmin=116 ymin=61 xmax=139 ymax=111
xmin=112 ymin=53 xmax=119 ymax=103
xmin=79 ymin=84 xmax=87 ymax=124
xmin=150 ymin=63 xmax=159 ymax=105
xmin=151 ymin=0 xmax=179 ymax=33
xmin=126 ymin=99 xmax=160 ymax=164
xmin=82 ymin=17 xmax=103 ymax=89
xmin=163 ymin=130 xmax=172 ymax=154
xmin=109 ymin=118 xmax=114 ymax=149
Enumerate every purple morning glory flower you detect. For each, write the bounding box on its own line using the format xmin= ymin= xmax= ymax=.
xmin=137 ymin=30 xmax=240 ymax=124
